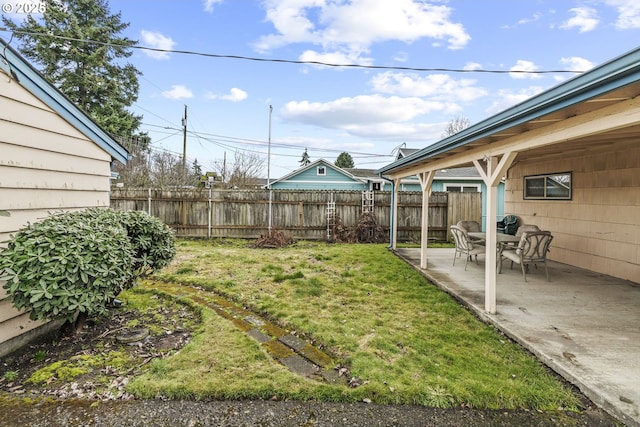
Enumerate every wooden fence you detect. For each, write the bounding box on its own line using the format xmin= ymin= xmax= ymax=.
xmin=109 ymin=189 xmax=482 ymax=242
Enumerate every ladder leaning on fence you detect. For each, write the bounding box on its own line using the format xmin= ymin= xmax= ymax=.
xmin=326 ymin=194 xmax=336 ymax=241
xmin=362 ymin=190 xmax=374 ymax=213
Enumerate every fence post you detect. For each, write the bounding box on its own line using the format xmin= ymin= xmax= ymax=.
xmin=208 ymin=187 xmax=212 ymax=238
xmin=147 ymin=188 xmax=151 ymax=216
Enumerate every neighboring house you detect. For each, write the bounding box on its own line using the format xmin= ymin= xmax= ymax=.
xmin=268 ymin=159 xmax=367 ymax=190
xmin=0 ymin=39 xmax=128 ymax=356
xmin=377 ymin=45 xmax=640 ymax=313
xmin=269 ymin=157 xmax=503 ymax=221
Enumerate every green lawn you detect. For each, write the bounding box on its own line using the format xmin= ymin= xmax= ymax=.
xmin=128 ymin=238 xmax=579 ymax=410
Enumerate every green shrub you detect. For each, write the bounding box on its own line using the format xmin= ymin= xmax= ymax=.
xmin=116 ymin=210 xmax=176 ymax=283
xmin=0 ymin=208 xmax=134 ymax=323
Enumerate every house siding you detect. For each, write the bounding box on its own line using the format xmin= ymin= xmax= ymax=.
xmin=0 ymin=69 xmax=114 ymax=356
xmin=271 ymin=162 xmax=365 ymax=190
xmin=505 ymin=141 xmax=639 ymax=282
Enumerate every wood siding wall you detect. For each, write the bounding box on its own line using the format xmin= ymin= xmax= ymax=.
xmin=0 ymin=74 xmax=114 ymax=356
xmin=505 ymin=140 xmax=639 ymax=282
xmin=110 ymin=189 xmax=482 ymax=242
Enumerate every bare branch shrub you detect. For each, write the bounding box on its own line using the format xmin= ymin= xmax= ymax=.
xmin=253 ymin=230 xmax=296 ymax=248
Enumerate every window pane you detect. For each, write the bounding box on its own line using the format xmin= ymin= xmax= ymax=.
xmin=525 ymin=177 xmax=545 ymax=197
xmin=524 ymin=172 xmax=571 ymax=199
xmin=447 ymin=186 xmax=462 ymax=192
xmin=546 ymin=175 xmax=571 ymax=198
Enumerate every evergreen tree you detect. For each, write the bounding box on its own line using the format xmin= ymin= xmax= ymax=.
xmin=192 ymin=159 xmax=203 ymax=180
xmin=299 ymin=148 xmax=311 ymax=166
xmin=335 ymin=152 xmax=355 ymax=168
xmin=2 ymin=0 xmax=142 ymax=137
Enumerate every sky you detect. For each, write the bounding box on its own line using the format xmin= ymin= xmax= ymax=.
xmin=2 ymin=0 xmax=640 ymax=179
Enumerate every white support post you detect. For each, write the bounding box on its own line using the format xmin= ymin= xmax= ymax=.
xmin=474 ymin=152 xmax=517 ymax=314
xmin=391 ymin=179 xmax=400 ymax=249
xmin=418 ymin=171 xmax=435 ymax=270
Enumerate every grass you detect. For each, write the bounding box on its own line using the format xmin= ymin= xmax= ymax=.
xmin=129 ymin=238 xmax=580 ymax=410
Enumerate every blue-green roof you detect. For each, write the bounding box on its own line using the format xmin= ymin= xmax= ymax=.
xmin=378 ymin=45 xmax=640 ymax=175
xmin=0 ymin=38 xmax=128 ymax=164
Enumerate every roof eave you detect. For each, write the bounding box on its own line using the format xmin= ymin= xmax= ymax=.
xmin=0 ymin=38 xmax=129 ymax=164
xmin=377 ymin=46 xmax=640 ymax=176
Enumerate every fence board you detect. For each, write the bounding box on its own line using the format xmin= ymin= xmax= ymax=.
xmin=110 ymin=189 xmax=481 ymax=242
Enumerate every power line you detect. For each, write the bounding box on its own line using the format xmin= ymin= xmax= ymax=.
xmin=0 ymin=29 xmax=587 ymax=74
xmin=141 ymin=123 xmax=393 ymax=158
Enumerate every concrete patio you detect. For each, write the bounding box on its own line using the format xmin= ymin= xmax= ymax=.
xmin=395 ymin=247 xmax=640 ymax=427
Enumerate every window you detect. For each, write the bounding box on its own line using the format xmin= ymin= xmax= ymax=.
xmin=524 ymin=172 xmax=572 ymax=200
xmin=444 ymin=183 xmax=481 ymax=193
xmin=372 ymin=182 xmax=381 ymax=191
xmin=317 ymin=166 xmax=326 ymax=176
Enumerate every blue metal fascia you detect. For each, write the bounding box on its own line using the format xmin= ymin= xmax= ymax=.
xmin=377 ymin=46 xmax=640 ymax=175
xmin=0 ymin=39 xmax=129 ymax=164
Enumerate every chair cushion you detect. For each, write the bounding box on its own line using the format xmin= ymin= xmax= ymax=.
xmin=501 ymin=248 xmax=521 ymax=264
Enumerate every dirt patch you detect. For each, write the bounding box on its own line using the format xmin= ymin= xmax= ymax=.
xmin=0 ymin=290 xmax=199 ymax=400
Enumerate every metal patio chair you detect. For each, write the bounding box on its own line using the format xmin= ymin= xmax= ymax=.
xmin=450 ymin=224 xmax=485 ymax=270
xmin=499 ymin=231 xmax=553 ymax=282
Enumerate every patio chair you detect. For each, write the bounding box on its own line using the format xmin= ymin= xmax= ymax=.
xmin=456 ymin=220 xmax=484 ymax=243
xmin=515 ymin=224 xmax=541 ymax=237
xmin=497 ymin=215 xmax=519 ymax=235
xmin=450 ymin=225 xmax=485 ymax=270
xmin=456 ymin=220 xmax=481 ymax=233
xmin=501 ymin=224 xmax=542 ymax=250
xmin=499 ymin=231 xmax=553 ymax=282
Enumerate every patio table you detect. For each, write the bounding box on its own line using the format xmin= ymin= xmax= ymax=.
xmin=468 ymin=232 xmax=520 ymax=245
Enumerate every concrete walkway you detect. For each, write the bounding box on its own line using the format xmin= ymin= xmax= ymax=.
xmin=395 ymin=248 xmax=640 ymax=427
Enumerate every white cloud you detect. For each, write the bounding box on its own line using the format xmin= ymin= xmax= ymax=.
xmin=222 ymin=88 xmax=248 ymax=102
xmin=393 ymin=51 xmax=409 ymax=63
xmin=162 ymin=85 xmax=194 ymax=100
xmin=509 ymin=60 xmax=543 ymax=80
xmin=299 ymin=49 xmax=374 ymax=67
xmin=486 ymin=87 xmax=545 ymax=116
xmin=203 ymin=0 xmax=224 ymax=13
xmin=560 ymin=56 xmax=594 ymax=73
xmin=206 ymin=88 xmax=249 ymax=102
xmin=552 ymin=57 xmax=595 ymax=82
xmin=281 ymin=94 xmax=460 ymax=140
xmin=560 ymin=7 xmax=599 ymax=32
xmin=140 ymin=30 xmax=176 ymax=60
xmin=605 ymin=0 xmax=640 ymax=29
xmin=463 ymin=62 xmax=482 ymax=71
xmin=254 ymin=0 xmax=470 ymax=59
xmin=369 ymin=72 xmax=487 ymax=102
xmin=500 ymin=11 xmax=545 ymax=29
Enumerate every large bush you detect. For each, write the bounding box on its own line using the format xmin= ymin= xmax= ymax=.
xmin=116 ymin=210 xmax=176 ymax=281
xmin=0 ymin=208 xmax=175 ymax=325
xmin=0 ymin=209 xmax=133 ymax=323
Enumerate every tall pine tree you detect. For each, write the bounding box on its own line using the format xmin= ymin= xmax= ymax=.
xmin=299 ymin=148 xmax=311 ymax=166
xmin=335 ymin=152 xmax=354 ymax=168
xmin=2 ymin=0 xmax=142 ymax=138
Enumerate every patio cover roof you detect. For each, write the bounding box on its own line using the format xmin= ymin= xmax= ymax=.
xmin=377 ymin=45 xmax=640 ymax=178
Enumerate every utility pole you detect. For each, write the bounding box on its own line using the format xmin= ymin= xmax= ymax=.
xmin=182 ymin=105 xmax=188 ymax=180
xmin=223 ymin=151 xmax=227 ymax=187
xmin=181 ymin=105 xmax=188 ymax=228
xmin=267 ymin=105 xmax=273 ymax=233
